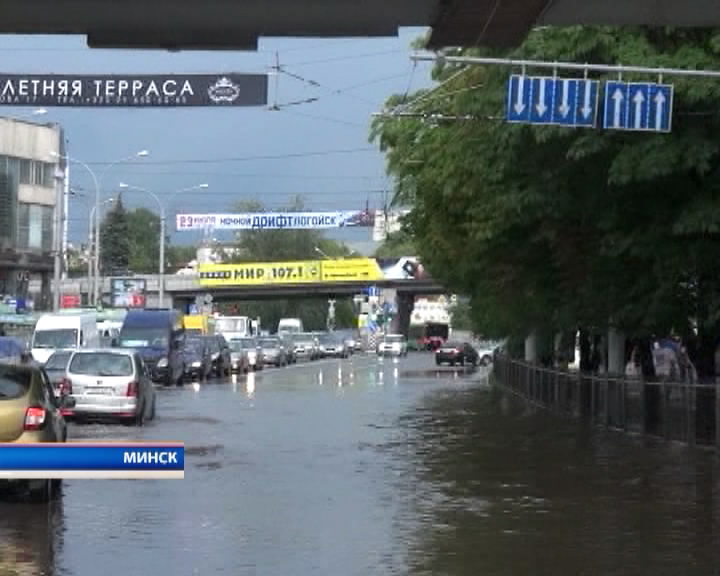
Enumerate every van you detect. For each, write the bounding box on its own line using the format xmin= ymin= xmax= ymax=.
xmin=278 ymin=318 xmax=303 ymax=335
xmin=118 ymin=309 xmax=185 ymax=386
xmin=31 ymin=312 xmax=98 ymax=364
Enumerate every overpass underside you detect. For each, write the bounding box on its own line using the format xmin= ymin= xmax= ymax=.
xmin=3 ymin=0 xmax=719 ymax=51
xmin=170 ymin=281 xmax=445 ymax=302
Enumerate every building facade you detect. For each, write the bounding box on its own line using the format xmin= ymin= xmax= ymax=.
xmin=0 ymin=117 xmax=64 ymax=310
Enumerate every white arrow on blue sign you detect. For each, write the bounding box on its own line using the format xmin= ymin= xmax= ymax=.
xmin=506 ymin=75 xmax=600 ymax=128
xmin=603 ymin=81 xmax=673 ymax=133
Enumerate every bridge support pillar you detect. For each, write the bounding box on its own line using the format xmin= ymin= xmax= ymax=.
xmin=390 ymin=292 xmax=415 ymax=338
xmin=525 ymin=331 xmax=538 ymax=363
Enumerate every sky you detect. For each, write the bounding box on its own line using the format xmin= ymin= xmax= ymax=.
xmin=0 ymin=29 xmax=434 ymax=255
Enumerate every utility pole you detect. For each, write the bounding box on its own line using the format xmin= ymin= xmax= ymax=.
xmin=52 ymin=166 xmax=64 ymax=311
xmin=62 ymin=138 xmax=70 ymax=279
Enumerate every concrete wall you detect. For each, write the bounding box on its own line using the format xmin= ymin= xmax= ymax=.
xmin=0 ymin=118 xmax=61 ymax=162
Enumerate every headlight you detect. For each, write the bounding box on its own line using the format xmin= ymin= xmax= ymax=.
xmin=192 ymin=361 xmax=201 ymax=368
xmin=157 ymin=357 xmax=168 ymax=368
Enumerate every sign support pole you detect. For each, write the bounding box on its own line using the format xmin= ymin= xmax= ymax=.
xmin=409 ymin=53 xmax=720 ymax=79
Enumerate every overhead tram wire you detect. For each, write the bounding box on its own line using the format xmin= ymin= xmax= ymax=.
xmin=82 ymin=147 xmax=380 ymax=166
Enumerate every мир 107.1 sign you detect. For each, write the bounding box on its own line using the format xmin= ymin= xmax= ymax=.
xmin=0 ymin=74 xmax=268 ymax=107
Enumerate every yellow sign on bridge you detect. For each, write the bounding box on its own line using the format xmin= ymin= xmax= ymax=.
xmin=198 ymin=258 xmax=384 ymax=286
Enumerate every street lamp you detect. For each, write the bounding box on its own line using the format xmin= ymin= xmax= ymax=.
xmin=52 ymin=149 xmax=149 ymax=306
xmin=119 ymin=182 xmax=209 ymax=308
xmin=314 ymin=246 xmax=329 ymax=259
xmin=88 ymin=198 xmax=115 ymax=294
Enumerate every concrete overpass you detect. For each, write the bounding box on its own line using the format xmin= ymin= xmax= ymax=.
xmin=2 ymin=0 xmax=717 ymax=51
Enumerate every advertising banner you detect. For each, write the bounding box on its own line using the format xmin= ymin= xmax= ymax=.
xmin=111 ymin=278 xmax=147 ymax=308
xmin=0 ymin=74 xmax=268 ymax=108
xmin=198 ymin=257 xmax=427 ymax=286
xmin=176 ymin=210 xmax=375 ymax=231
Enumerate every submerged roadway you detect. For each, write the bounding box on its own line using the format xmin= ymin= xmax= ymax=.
xmin=0 ymin=352 xmax=717 ymax=575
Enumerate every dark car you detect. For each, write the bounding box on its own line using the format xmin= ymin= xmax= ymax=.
xmin=117 ymin=309 xmax=185 ymax=386
xmin=202 ymin=335 xmax=231 ymax=377
xmin=183 ymin=337 xmax=213 ymax=381
xmin=435 ymin=341 xmax=479 ymax=367
xmin=41 ymin=350 xmax=74 ymax=397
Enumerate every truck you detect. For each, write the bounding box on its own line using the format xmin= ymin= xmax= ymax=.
xmin=278 ymin=318 xmax=303 ymax=335
xmin=183 ymin=314 xmax=215 ymax=336
xmin=215 ymin=315 xmax=258 ymax=340
xmin=30 ymin=311 xmax=99 ymax=364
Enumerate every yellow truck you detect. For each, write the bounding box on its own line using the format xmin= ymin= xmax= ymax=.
xmin=183 ymin=315 xmax=215 ymax=336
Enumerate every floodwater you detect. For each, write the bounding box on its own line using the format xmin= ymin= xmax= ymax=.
xmin=0 ymin=353 xmax=717 ymax=575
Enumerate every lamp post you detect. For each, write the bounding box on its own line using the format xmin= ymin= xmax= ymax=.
xmin=88 ymin=198 xmax=115 ymax=297
xmin=119 ymin=182 xmax=208 ymax=308
xmin=314 ymin=246 xmax=330 ymax=259
xmin=52 ymin=150 xmax=149 ymax=306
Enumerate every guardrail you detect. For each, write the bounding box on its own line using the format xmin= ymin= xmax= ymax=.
xmin=493 ymin=355 xmax=720 ymax=450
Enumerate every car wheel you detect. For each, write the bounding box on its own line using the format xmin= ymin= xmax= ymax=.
xmin=481 ymin=355 xmax=491 ymax=366
xmin=136 ymin=407 xmax=145 ymax=427
xmin=435 ymin=358 xmax=441 ymax=366
xmin=51 ymin=478 xmax=62 ymax=492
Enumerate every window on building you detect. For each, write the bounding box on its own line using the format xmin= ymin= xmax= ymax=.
xmin=42 ymin=163 xmax=56 ymax=188
xmin=0 ymin=170 xmax=16 ymax=245
xmin=19 ymin=159 xmax=31 ymax=185
xmin=17 ymin=203 xmax=53 ymax=252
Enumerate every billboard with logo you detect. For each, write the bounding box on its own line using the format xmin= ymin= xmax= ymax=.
xmin=176 ymin=210 xmax=376 ymax=231
xmin=0 ymin=74 xmax=267 ymax=107
xmin=110 ymin=278 xmax=147 ymax=308
xmin=197 ymin=257 xmax=428 ymax=286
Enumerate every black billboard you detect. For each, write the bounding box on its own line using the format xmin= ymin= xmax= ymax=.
xmin=0 ymin=74 xmax=268 ymax=107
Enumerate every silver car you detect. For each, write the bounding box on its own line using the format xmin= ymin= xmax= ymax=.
xmin=63 ymin=349 xmax=156 ymax=426
xmin=259 ymin=337 xmax=288 ymax=367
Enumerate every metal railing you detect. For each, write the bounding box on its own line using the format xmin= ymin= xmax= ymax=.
xmin=493 ymin=355 xmax=720 ymax=449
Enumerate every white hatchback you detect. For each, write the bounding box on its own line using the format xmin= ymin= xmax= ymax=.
xmin=62 ymin=349 xmax=156 ymax=426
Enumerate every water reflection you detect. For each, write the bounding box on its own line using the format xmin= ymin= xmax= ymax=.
xmin=393 ymin=386 xmax=720 ymax=576
xmin=246 ymin=372 xmax=255 ymax=399
xmin=0 ymin=493 xmax=64 ymax=576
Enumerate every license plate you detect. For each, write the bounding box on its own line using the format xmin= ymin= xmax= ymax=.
xmin=86 ymin=388 xmax=113 ymax=395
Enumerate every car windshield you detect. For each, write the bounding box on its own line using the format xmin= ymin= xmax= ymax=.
xmin=260 ymin=338 xmax=279 ymax=347
xmin=443 ymin=342 xmax=462 ymax=348
xmin=118 ymin=328 xmax=168 ymax=349
xmin=185 ymin=340 xmax=205 ymax=353
xmin=216 ymin=318 xmax=247 ymax=333
xmin=33 ymin=329 xmax=77 ymax=349
xmin=69 ymin=353 xmax=134 ymax=377
xmin=384 ymin=335 xmax=404 ymax=343
xmin=44 ymin=352 xmax=73 ymax=370
xmin=0 ymin=370 xmax=31 ymax=400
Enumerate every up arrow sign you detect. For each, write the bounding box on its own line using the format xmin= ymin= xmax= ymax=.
xmin=654 ymin=89 xmax=666 ymax=130
xmin=535 ymin=78 xmax=548 ymax=117
xmin=611 ymin=88 xmax=624 ymax=128
xmin=632 ymin=89 xmax=645 ymax=129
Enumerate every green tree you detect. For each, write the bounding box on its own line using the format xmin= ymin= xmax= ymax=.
xmin=126 ymin=207 xmax=162 ymax=274
xmin=371 ymin=27 xmax=720 ymax=373
xmin=221 ymin=197 xmax=357 ymax=331
xmin=374 ymin=227 xmax=416 ymax=258
xmin=167 ymin=244 xmax=197 ymax=271
xmin=99 ymin=195 xmax=129 ymax=275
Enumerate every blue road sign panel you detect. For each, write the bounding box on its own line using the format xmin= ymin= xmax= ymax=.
xmin=506 ymin=75 xmax=599 ymax=128
xmin=603 ymin=81 xmax=673 ymax=133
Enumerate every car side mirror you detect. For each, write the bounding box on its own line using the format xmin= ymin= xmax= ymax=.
xmin=60 ymin=395 xmax=76 ymax=409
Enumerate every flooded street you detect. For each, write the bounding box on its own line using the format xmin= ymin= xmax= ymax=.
xmin=1 ymin=353 xmax=718 ymax=575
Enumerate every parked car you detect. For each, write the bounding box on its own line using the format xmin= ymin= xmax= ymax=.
xmin=317 ymin=333 xmax=349 ymax=358
xmin=258 ymin=337 xmax=288 ymax=367
xmin=435 ymin=341 xmax=479 ymax=367
xmin=62 ymin=349 xmax=156 ymax=426
xmin=231 ymin=337 xmax=264 ymax=371
xmin=41 ymin=350 xmax=74 ymax=397
xmin=227 ymin=339 xmax=251 ymax=374
xmin=183 ymin=337 xmax=213 ymax=381
xmin=0 ymin=363 xmax=74 ymax=501
xmin=202 ymin=335 xmax=231 ymax=377
xmin=377 ymin=334 xmax=408 ymax=357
